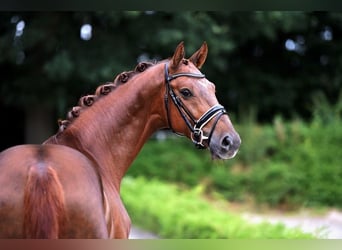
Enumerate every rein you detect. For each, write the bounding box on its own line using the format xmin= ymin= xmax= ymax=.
xmin=164 ymin=63 xmax=228 ymax=149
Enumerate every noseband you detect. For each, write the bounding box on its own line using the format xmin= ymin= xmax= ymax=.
xmin=164 ymin=63 xmax=228 ymax=149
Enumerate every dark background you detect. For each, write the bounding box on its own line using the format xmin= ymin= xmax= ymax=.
xmin=1 ymin=11 xmax=341 ymax=149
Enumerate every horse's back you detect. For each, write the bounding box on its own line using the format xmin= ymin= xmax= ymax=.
xmin=0 ymin=144 xmax=108 ymax=238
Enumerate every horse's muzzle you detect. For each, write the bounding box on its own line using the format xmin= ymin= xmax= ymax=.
xmin=210 ymin=132 xmax=241 ymax=160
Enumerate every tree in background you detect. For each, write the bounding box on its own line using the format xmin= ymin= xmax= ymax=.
xmin=0 ymin=12 xmax=341 ymax=147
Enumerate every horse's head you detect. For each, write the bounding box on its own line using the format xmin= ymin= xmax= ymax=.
xmin=164 ymin=41 xmax=241 ymax=159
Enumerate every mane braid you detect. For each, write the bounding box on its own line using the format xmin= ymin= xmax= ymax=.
xmin=56 ymin=61 xmax=156 ymax=132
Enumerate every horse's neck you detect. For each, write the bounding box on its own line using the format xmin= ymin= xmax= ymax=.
xmin=53 ymin=66 xmax=166 ymax=191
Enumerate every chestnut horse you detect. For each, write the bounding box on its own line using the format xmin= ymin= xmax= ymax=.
xmin=0 ymin=42 xmax=241 ymax=238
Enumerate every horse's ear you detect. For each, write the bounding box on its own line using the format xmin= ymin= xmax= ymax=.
xmin=189 ymin=41 xmax=208 ymax=69
xmin=170 ymin=41 xmax=185 ymax=70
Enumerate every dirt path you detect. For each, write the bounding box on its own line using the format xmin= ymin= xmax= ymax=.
xmin=129 ymin=226 xmax=159 ymax=239
xmin=243 ymin=209 xmax=342 ymax=239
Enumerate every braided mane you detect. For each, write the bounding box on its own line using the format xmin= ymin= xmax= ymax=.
xmin=57 ymin=61 xmax=155 ymax=132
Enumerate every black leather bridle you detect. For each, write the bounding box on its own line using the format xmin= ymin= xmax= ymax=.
xmin=164 ymin=62 xmax=228 ymax=149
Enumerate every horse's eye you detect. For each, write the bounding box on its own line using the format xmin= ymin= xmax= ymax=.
xmin=180 ymin=88 xmax=193 ymax=98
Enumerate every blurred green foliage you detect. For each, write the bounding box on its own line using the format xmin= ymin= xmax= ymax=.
xmin=121 ymin=176 xmax=313 ymax=238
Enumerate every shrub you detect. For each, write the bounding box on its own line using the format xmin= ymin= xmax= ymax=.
xmin=248 ymin=161 xmax=306 ymax=208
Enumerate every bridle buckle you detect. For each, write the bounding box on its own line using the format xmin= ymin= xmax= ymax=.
xmin=192 ymin=129 xmax=207 ymax=149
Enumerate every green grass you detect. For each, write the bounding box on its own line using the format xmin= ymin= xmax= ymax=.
xmin=121 ymin=176 xmax=313 ymax=239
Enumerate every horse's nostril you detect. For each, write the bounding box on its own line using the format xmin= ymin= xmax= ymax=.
xmin=222 ymin=136 xmax=232 ymax=148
